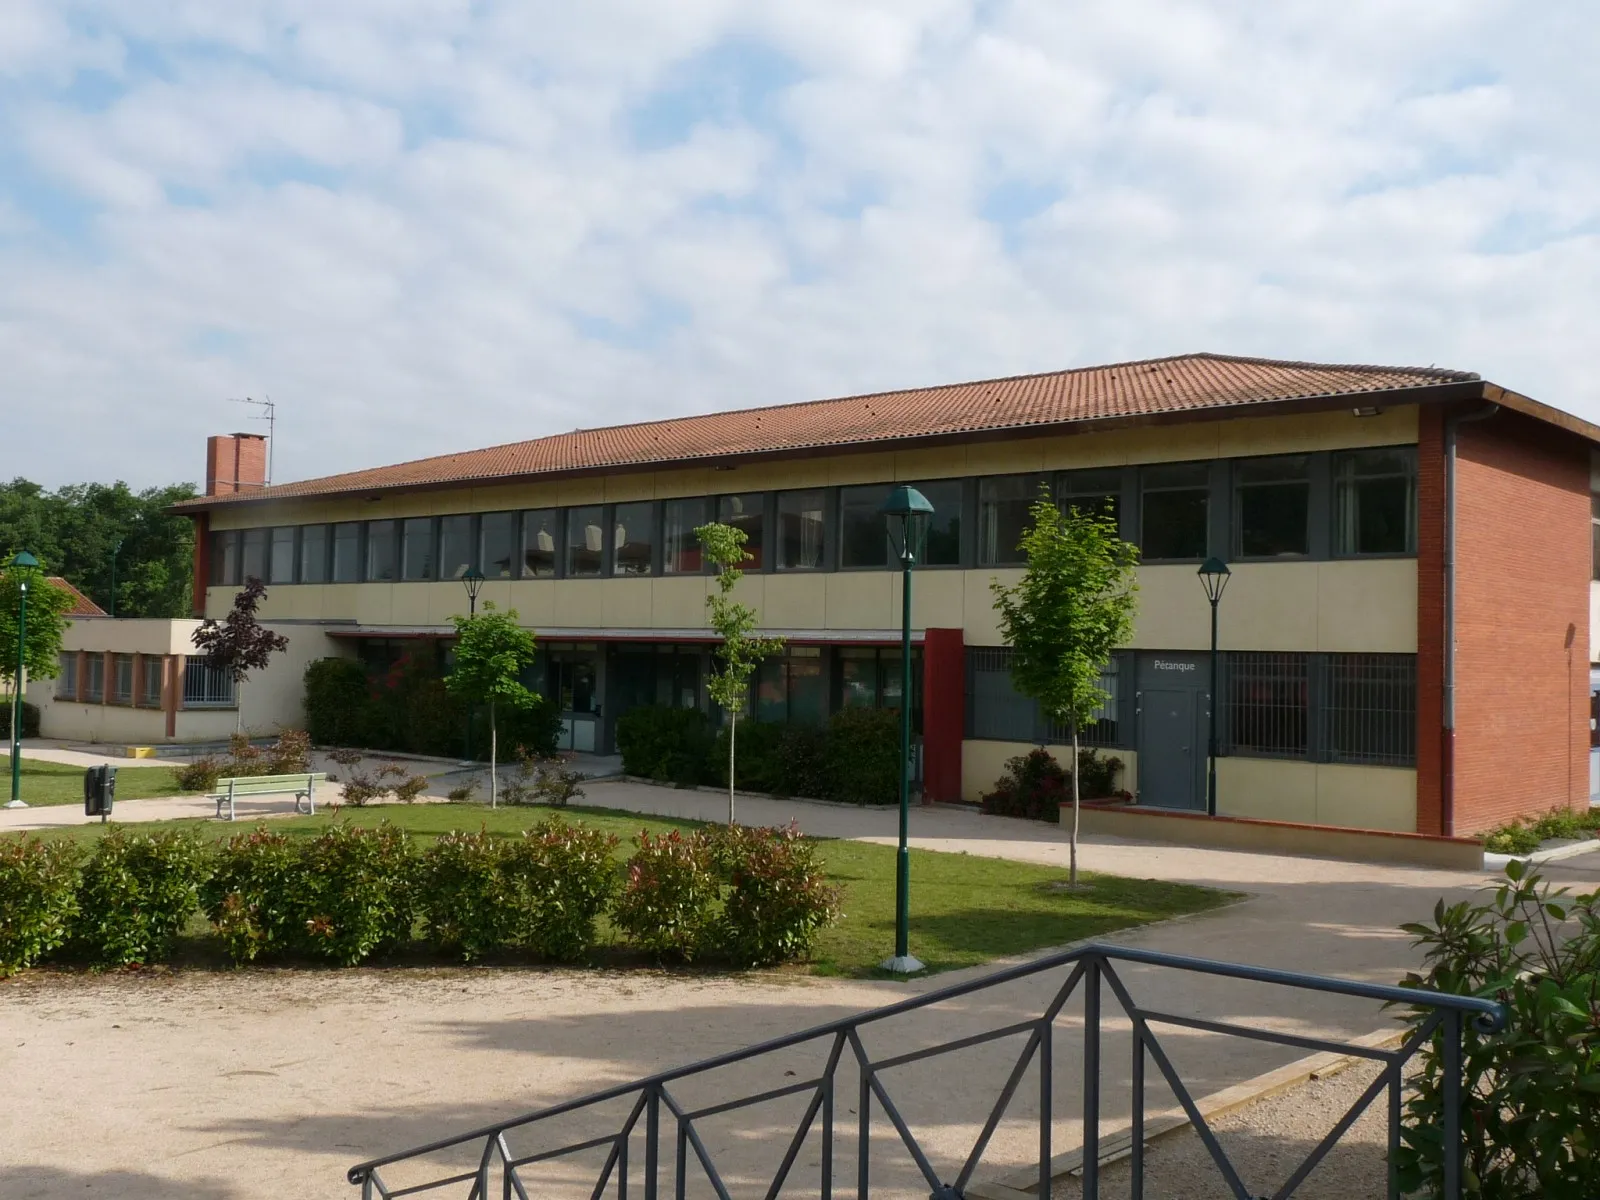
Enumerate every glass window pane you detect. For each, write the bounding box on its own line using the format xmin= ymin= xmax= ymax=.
xmin=240 ymin=528 xmax=267 ymax=583
xmin=141 ymin=657 xmax=163 ymax=706
xmin=566 ymin=505 xmax=604 ymax=577
xmin=401 ymin=517 xmax=436 ymax=581
xmin=439 ymin=515 xmax=474 ymax=579
xmin=57 ymin=652 xmax=76 ymax=699
xmin=757 ymin=657 xmax=787 ymax=722
xmin=913 ymin=479 xmax=963 ymax=566
xmin=1235 ymin=456 xmax=1310 ymax=558
xmin=979 ymin=475 xmax=1046 ymax=565
xmin=332 ymin=522 xmax=362 ymax=582
xmin=1058 ymin=468 xmax=1121 ymax=523
xmin=788 ymin=652 xmax=825 ymax=725
xmin=839 ymin=648 xmax=877 ymax=708
xmin=839 ymin=485 xmax=891 ymax=568
xmin=1141 ymin=465 xmax=1209 ymax=560
xmin=481 ymin=512 xmax=516 ymax=579
xmin=300 ymin=525 xmax=329 ymax=583
xmin=521 ymin=509 xmax=559 ymax=578
xmin=777 ymin=490 xmax=825 ymax=570
xmin=269 ymin=527 xmax=296 ymax=584
xmin=366 ymin=520 xmax=397 ymax=582
xmin=613 ymin=501 xmax=655 ymax=576
xmin=210 ymin=531 xmax=238 ymax=586
xmin=717 ymin=494 xmax=764 ymax=569
xmin=663 ymin=498 xmax=708 ymax=574
xmin=1334 ymin=448 xmax=1416 ymax=556
xmin=86 ymin=655 xmax=104 ymax=702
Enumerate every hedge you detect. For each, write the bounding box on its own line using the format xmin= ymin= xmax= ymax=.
xmin=0 ymin=699 xmax=41 ymax=741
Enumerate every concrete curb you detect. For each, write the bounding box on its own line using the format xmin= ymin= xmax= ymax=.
xmin=1483 ymin=838 xmax=1600 ymax=871
xmin=968 ymin=1026 xmax=1407 ymax=1198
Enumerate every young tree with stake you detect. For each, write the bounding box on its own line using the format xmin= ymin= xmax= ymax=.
xmin=191 ymin=576 xmax=290 ymax=734
xmin=446 ymin=603 xmax=538 ymax=809
xmin=991 ymin=490 xmax=1138 ymax=886
xmin=695 ymin=523 xmax=784 ymax=824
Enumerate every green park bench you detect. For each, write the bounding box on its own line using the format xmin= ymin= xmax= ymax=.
xmin=209 ymin=773 xmax=326 ymax=821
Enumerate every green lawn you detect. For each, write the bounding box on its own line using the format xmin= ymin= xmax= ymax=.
xmin=21 ymin=802 xmax=1236 ymax=977
xmin=0 ymin=755 xmax=185 ymax=807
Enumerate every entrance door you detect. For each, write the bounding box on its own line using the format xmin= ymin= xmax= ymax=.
xmin=1138 ymin=688 xmax=1201 ymax=810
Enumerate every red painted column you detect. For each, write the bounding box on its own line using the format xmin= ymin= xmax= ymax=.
xmin=191 ymin=512 xmax=210 ymax=617
xmin=921 ymin=628 xmax=965 ymax=803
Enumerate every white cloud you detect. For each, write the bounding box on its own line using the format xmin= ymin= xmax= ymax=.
xmin=0 ymin=0 xmax=1595 ymax=490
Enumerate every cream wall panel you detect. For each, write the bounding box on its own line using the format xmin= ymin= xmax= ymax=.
xmin=388 ymin=584 xmax=430 ymax=626
xmin=1127 ymin=565 xmax=1212 ymax=650
xmin=727 ymin=572 xmax=767 ymax=621
xmin=1315 ymin=560 xmax=1416 ymax=653
xmin=1216 ymin=563 xmax=1321 ymax=652
xmin=894 ymin=445 xmax=967 ymax=481
xmin=37 ymin=702 xmax=171 ymax=745
xmin=655 ymin=468 xmax=718 ymax=501
xmin=1314 ymin=764 xmax=1416 ymax=831
xmin=1216 ymin=758 xmax=1318 ymax=824
xmin=238 ymin=623 xmax=337 ymax=736
xmin=762 ymin=575 xmax=828 ymax=630
xmin=602 ymin=578 xmax=654 ymax=627
xmin=426 ymin=582 xmax=478 ymax=625
xmin=1217 ymin=407 xmax=1417 ymax=458
xmin=828 ymin=452 xmax=898 ymax=487
xmin=506 ymin=580 xmax=557 ymax=626
xmin=966 ymin=440 xmax=1047 ymax=476
xmin=353 ymin=585 xmax=395 ymax=627
xmin=653 ymin=577 xmax=712 ymax=629
xmin=604 ymin=474 xmax=658 ymax=503
xmin=824 ymin=572 xmax=896 ymax=630
xmin=910 ymin=571 xmax=967 ymax=631
xmin=556 ymin=477 xmax=608 ymax=506
xmin=963 ymin=569 xmax=1020 ymax=643
xmin=477 ymin=578 xmax=516 ymax=615
xmin=551 ymin=580 xmax=606 ymax=628
xmin=61 ymin=618 xmax=195 ymax=656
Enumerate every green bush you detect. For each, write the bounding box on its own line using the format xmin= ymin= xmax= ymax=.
xmin=617 ymin=706 xmax=715 ymax=785
xmin=506 ymin=819 xmax=620 ymax=960
xmin=72 ymin=829 xmax=212 ymax=966
xmin=176 ymin=730 xmax=313 ymax=793
xmin=1395 ymin=861 xmax=1599 ymax=1198
xmin=824 ymin=707 xmax=901 ymax=805
xmin=709 ymin=720 xmax=781 ymax=792
xmin=419 ymin=830 xmax=515 ymax=962
xmin=297 ymin=823 xmax=416 ymax=966
xmin=1075 ymin=748 xmax=1124 ymax=799
xmin=202 ymin=826 xmax=308 ymax=964
xmin=303 ymin=657 xmax=371 ymax=746
xmin=982 ymin=749 xmax=1068 ymax=822
xmin=0 ymin=699 xmax=40 ymax=740
xmin=613 ymin=829 xmax=720 ymax=961
xmin=0 ymin=835 xmax=81 ymax=975
xmin=707 ymin=824 xmax=840 ymax=967
xmin=494 ymin=695 xmax=563 ymax=761
xmin=1484 ymin=806 xmax=1600 ymax=855
xmin=777 ymin=725 xmax=829 ymax=799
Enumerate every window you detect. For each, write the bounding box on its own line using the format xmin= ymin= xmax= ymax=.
xmin=1235 ymin=456 xmax=1310 ymax=558
xmin=838 ymin=647 xmax=880 ymax=708
xmin=112 ymin=654 xmax=134 ymax=704
xmin=1043 ymin=657 xmax=1120 ymax=747
xmin=777 ymin=490 xmax=825 ymax=570
xmin=1141 ymin=463 xmax=1209 ymax=560
xmin=757 ymin=648 xmax=826 ymax=724
xmin=300 ymin=524 xmax=329 ymax=583
xmin=839 ymin=485 xmax=892 ymax=568
xmin=366 ymin=520 xmax=398 ymax=582
xmin=140 ymin=656 xmax=163 ymax=707
xmin=56 ymin=652 xmax=77 ymax=700
xmin=522 ymin=509 xmax=559 ymax=578
xmin=240 ymin=528 xmax=267 ymax=583
xmin=269 ymin=527 xmax=296 ymax=584
xmin=717 ymin=494 xmax=765 ymax=569
xmin=401 ymin=518 xmax=436 ymax=581
xmin=663 ymin=498 xmax=707 ymax=574
xmin=979 ymin=475 xmax=1047 ymax=566
xmin=436 ymin=515 xmax=474 ymax=580
xmin=1058 ymin=468 xmax=1121 ymax=523
xmin=183 ymin=659 xmax=236 ymax=708
xmin=613 ymin=501 xmax=655 ymax=576
xmin=209 ymin=530 xmax=239 ymax=586
xmin=332 ymin=522 xmax=362 ymax=583
xmin=1328 ymin=653 xmax=1416 ymax=766
xmin=85 ymin=654 xmax=104 ymax=703
xmin=566 ymin=505 xmax=604 ymax=577
xmin=967 ymin=646 xmax=1119 ymax=747
xmin=480 ymin=512 xmax=517 ymax=579
xmin=915 ymin=479 xmax=963 ymax=565
xmin=1225 ymin=652 xmax=1308 ymax=758
xmin=1334 ymin=448 xmax=1416 ymax=556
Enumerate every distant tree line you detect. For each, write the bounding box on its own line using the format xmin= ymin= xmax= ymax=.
xmin=0 ymin=478 xmax=199 ymax=618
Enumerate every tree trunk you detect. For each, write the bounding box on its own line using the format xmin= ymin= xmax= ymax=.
xmin=1069 ymin=720 xmax=1081 ymax=888
xmin=727 ymin=709 xmax=737 ymax=825
xmin=489 ymin=699 xmax=498 ymax=810
xmin=235 ymin=679 xmax=244 ymax=735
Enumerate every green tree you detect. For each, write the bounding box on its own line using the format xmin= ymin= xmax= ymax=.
xmin=446 ymin=603 xmax=539 ymax=809
xmin=0 ymin=560 xmax=76 ymax=698
xmin=695 ymin=523 xmax=785 ymax=823
xmin=990 ymin=490 xmax=1139 ymax=885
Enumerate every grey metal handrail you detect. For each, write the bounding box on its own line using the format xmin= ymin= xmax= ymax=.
xmin=347 ymin=942 xmax=1503 ymax=1200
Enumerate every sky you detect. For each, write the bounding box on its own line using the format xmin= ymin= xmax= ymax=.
xmin=1 ymin=1 xmax=1596 ymax=491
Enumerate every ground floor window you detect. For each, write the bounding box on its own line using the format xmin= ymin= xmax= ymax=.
xmin=183 ymin=660 xmax=236 ymax=708
xmin=140 ymin=657 xmax=164 ymax=708
xmin=1326 ymin=653 xmax=1416 ymax=766
xmin=112 ymin=654 xmax=135 ymax=705
xmin=56 ymin=652 xmax=77 ymax=699
xmin=85 ymin=654 xmax=104 ymax=703
xmin=1220 ymin=650 xmax=1416 ymax=766
xmin=965 ymin=647 xmax=1125 ymax=748
xmin=1224 ymin=652 xmax=1308 ymax=758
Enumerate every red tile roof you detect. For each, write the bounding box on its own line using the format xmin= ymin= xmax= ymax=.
xmin=175 ymin=352 xmax=1486 ymax=510
xmin=48 ymin=577 xmax=107 ymax=617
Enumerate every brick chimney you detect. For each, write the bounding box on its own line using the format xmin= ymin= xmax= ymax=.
xmin=205 ymin=433 xmax=268 ymax=496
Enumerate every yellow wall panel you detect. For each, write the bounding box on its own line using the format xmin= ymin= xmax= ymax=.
xmin=1215 ymin=758 xmax=1318 ymax=823
xmin=1314 ymin=764 xmax=1416 ymax=831
xmin=963 ymin=569 xmax=1020 ymax=643
xmin=762 ymin=574 xmax=828 ymax=630
xmin=551 ymin=580 xmax=605 ymax=628
xmin=824 ymin=572 xmax=895 ymax=630
xmin=894 ymin=445 xmax=967 ymax=481
xmin=604 ymin=474 xmax=657 ymax=503
xmin=910 ymin=571 xmax=967 ymax=631
xmin=1316 ymin=560 xmax=1417 ymax=653
xmin=602 ymin=578 xmax=654 ymax=627
xmin=505 ymin=580 xmax=557 ymax=626
xmin=652 ymin=576 xmax=712 ymax=629
xmin=1216 ymin=563 xmax=1321 ymax=652
xmin=966 ymin=440 xmax=1046 ymax=476
xmin=387 ymin=584 xmax=429 ymax=626
xmin=1127 ymin=565 xmax=1212 ymax=650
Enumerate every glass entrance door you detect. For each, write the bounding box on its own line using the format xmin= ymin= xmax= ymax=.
xmin=549 ymin=646 xmax=600 ymax=753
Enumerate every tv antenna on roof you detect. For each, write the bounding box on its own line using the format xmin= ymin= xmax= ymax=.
xmin=229 ymin=395 xmax=276 ymax=486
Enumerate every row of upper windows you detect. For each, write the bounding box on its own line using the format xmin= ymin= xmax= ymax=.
xmin=206 ymin=447 xmax=1417 ymax=588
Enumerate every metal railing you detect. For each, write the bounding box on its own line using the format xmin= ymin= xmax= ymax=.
xmin=347 ymin=944 xmax=1502 ymax=1200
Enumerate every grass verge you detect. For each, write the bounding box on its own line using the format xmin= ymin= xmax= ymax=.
xmin=21 ymin=801 xmax=1237 ymax=977
xmin=0 ymin=755 xmax=185 ymax=807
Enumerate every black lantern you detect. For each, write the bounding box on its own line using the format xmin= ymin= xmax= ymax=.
xmin=462 ymin=567 xmax=485 ymax=616
xmin=1197 ymin=556 xmax=1230 ymax=816
xmin=1197 ymin=556 xmax=1230 ymax=605
xmin=880 ymin=485 xmax=934 ymax=566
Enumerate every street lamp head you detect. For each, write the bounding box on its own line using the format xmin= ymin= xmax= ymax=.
xmin=9 ymin=551 xmax=39 ymax=569
xmin=880 ymin=485 xmax=934 ymax=565
xmin=462 ymin=567 xmax=486 ymax=605
xmin=1197 ymin=556 xmax=1231 ymax=605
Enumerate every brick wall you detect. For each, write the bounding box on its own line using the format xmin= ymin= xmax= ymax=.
xmin=205 ymin=433 xmax=267 ymax=496
xmin=1451 ymin=409 xmax=1591 ymax=833
xmin=1416 ymin=405 xmax=1446 ymax=834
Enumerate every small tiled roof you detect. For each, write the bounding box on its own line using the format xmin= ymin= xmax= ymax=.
xmin=174 ymin=352 xmax=1484 ymax=510
xmin=48 ymin=577 xmax=107 ymax=617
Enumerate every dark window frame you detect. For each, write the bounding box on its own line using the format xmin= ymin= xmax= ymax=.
xmin=1232 ymin=454 xmax=1314 ymax=561
xmin=1332 ymin=445 xmax=1419 ymax=559
xmin=1140 ymin=462 xmax=1212 ymax=563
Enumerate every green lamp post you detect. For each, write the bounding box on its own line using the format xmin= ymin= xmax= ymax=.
xmin=879 ymin=485 xmax=933 ymax=975
xmin=7 ymin=550 xmax=40 ymax=810
xmin=1197 ymin=556 xmax=1231 ymax=818
xmin=461 ymin=567 xmax=486 ymax=762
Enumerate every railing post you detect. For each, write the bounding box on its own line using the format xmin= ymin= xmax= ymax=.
xmin=1130 ymin=1029 xmax=1144 ymax=1200
xmin=675 ymin=1120 xmax=687 ymax=1200
xmin=1038 ymin=1016 xmax=1052 ymax=1200
xmin=822 ymin=1059 xmax=835 ymax=1200
xmin=1442 ymin=1011 xmax=1462 ymax=1199
xmin=858 ymin=1060 xmax=871 ymax=1200
xmin=645 ymin=1087 xmax=660 ymax=1200
xmin=1082 ymin=956 xmax=1100 ymax=1200
xmin=1386 ymin=1063 xmax=1402 ymax=1200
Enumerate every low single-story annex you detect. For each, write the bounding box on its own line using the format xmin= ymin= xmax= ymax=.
xmin=32 ymin=351 xmax=1600 ymax=837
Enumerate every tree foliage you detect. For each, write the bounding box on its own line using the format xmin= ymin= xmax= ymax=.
xmin=0 ymin=478 xmax=198 ymax=618
xmin=191 ymin=576 xmax=289 ymax=683
xmin=446 ymin=603 xmax=539 ymax=808
xmin=990 ymin=490 xmax=1138 ymax=884
xmin=0 ymin=560 xmax=77 ymax=690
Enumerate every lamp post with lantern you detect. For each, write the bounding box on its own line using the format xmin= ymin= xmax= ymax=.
xmin=1197 ymin=556 xmax=1231 ymax=817
xmin=7 ymin=551 xmax=40 ymax=809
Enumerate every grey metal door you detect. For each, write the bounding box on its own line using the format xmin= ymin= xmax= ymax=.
xmin=1139 ymin=688 xmax=1201 ymax=810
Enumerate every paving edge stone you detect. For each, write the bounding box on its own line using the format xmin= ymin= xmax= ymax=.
xmin=967 ymin=1026 xmax=1407 ymax=1199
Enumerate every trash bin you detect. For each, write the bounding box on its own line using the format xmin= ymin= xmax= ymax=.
xmin=83 ymin=764 xmax=115 ymax=821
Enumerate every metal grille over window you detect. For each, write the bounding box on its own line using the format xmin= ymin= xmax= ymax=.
xmin=1044 ymin=658 xmax=1120 ymax=747
xmin=140 ymin=657 xmax=164 ymax=708
xmin=56 ymin=652 xmax=77 ymax=700
xmin=967 ymin=647 xmax=1121 ymax=747
xmin=112 ymin=654 xmax=134 ymax=704
xmin=183 ymin=660 xmax=236 ymax=708
xmin=1224 ymin=651 xmax=1308 ymax=758
xmin=1328 ymin=653 xmax=1416 ymax=766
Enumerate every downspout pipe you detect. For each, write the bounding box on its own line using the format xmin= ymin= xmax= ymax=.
xmin=1442 ymin=401 xmax=1500 ymax=836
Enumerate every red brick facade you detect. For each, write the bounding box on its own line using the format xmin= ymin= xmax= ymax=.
xmin=1416 ymin=406 xmax=1447 ymax=834
xmin=921 ymin=627 xmax=965 ymax=803
xmin=205 ymin=433 xmax=267 ymax=496
xmin=1450 ymin=409 xmax=1591 ymax=834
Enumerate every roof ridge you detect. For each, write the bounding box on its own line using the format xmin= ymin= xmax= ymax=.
xmin=1188 ymin=351 xmax=1481 ymax=382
